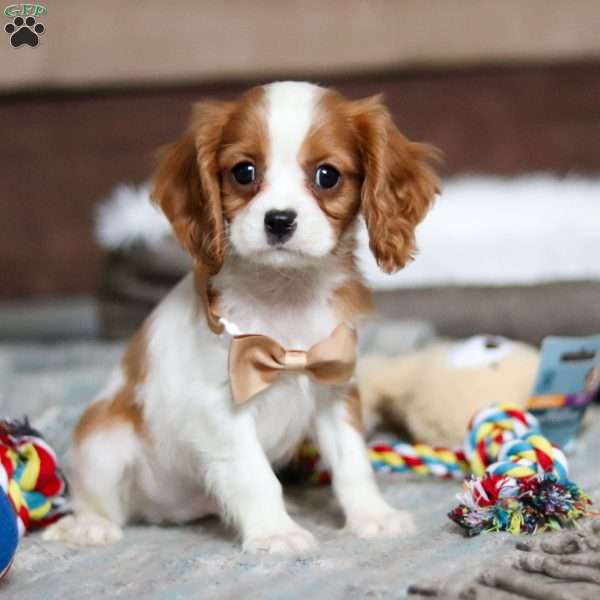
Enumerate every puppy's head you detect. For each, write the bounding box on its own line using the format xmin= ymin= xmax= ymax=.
xmin=152 ymin=82 xmax=439 ymax=275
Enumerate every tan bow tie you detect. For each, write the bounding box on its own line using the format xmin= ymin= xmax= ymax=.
xmin=193 ymin=266 xmax=358 ymax=404
xmin=229 ymin=323 xmax=358 ymax=404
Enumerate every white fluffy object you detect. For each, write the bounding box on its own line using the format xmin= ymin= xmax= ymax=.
xmin=95 ymin=175 xmax=600 ymax=288
xmin=95 ymin=183 xmax=171 ymax=250
xmin=359 ymin=174 xmax=600 ymax=288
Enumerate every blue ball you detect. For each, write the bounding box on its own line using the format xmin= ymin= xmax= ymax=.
xmin=0 ymin=491 xmax=18 ymax=580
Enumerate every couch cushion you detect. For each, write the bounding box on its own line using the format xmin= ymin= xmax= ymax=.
xmin=96 ymin=176 xmax=600 ymax=289
xmin=359 ymin=175 xmax=600 ymax=290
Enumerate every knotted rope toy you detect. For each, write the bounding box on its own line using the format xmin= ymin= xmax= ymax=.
xmin=449 ymin=404 xmax=589 ymax=535
xmin=288 ymin=403 xmax=590 ymax=536
xmin=0 ymin=419 xmax=68 ymax=579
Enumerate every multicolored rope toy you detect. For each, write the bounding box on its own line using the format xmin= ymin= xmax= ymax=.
xmin=0 ymin=419 xmax=68 ymax=537
xmin=287 ymin=403 xmax=590 ymax=536
xmin=450 ymin=404 xmax=590 ymax=535
xmin=368 ymin=443 xmax=469 ymax=480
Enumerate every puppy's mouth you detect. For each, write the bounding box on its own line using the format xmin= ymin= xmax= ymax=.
xmin=250 ymin=245 xmax=319 ymax=268
xmin=269 ymin=244 xmax=294 ymax=252
xmin=256 ymin=246 xmax=304 ymax=258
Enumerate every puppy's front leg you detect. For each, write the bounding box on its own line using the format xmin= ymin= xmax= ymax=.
xmin=204 ymin=413 xmax=316 ymax=554
xmin=314 ymin=386 xmax=416 ymax=538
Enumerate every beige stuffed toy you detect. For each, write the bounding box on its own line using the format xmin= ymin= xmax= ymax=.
xmin=357 ymin=335 xmax=540 ymax=447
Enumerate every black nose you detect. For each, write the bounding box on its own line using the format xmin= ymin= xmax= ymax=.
xmin=264 ymin=209 xmax=297 ymax=245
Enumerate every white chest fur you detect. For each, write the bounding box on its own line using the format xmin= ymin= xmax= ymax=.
xmin=143 ymin=262 xmax=345 ymax=466
xmin=214 ymin=257 xmax=343 ymax=349
xmin=213 ymin=259 xmax=343 ymax=462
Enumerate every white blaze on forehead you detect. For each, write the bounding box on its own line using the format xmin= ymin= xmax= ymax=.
xmin=227 ymin=81 xmax=336 ymax=263
xmin=263 ymin=82 xmax=323 ymax=178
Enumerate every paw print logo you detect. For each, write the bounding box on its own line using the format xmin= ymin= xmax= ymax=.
xmin=4 ymin=16 xmax=45 ymax=48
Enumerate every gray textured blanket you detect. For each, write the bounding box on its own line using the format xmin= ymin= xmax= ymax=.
xmin=1 ymin=342 xmax=599 ymax=599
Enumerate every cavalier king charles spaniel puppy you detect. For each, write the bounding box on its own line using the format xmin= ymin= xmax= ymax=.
xmin=45 ymin=81 xmax=439 ymax=553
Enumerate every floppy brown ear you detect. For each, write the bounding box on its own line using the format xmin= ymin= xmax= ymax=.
xmin=350 ymin=95 xmax=440 ymax=274
xmin=151 ymin=100 xmax=234 ymax=276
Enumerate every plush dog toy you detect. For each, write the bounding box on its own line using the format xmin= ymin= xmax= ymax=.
xmin=357 ymin=335 xmax=540 ymax=447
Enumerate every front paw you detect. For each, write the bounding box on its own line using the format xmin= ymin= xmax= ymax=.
xmin=243 ymin=527 xmax=317 ymax=554
xmin=42 ymin=514 xmax=123 ymax=546
xmin=346 ymin=508 xmax=416 ymax=539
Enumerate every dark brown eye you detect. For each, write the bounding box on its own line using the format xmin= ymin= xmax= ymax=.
xmin=314 ymin=164 xmax=340 ymax=189
xmin=232 ymin=162 xmax=256 ymax=185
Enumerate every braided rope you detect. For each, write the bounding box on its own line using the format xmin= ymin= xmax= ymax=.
xmin=0 ymin=420 xmax=68 ymax=538
xmin=300 ymin=403 xmax=563 ymax=483
xmin=291 ymin=402 xmax=589 ymax=534
xmin=464 ymin=404 xmax=540 ymax=476
xmin=368 ymin=443 xmax=469 ymax=479
xmin=370 ymin=403 xmax=570 ymax=484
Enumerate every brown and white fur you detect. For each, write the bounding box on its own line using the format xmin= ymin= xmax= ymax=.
xmin=44 ymin=81 xmax=439 ymax=553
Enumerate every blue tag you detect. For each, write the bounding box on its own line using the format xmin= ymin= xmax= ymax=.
xmin=528 ymin=335 xmax=600 ymax=450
